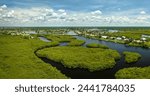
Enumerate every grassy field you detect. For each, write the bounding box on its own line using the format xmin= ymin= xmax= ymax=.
xmin=123 ymin=51 xmax=141 ymax=63
xmin=1 ymin=27 xmax=150 ymax=79
xmin=115 ymin=67 xmax=150 ymax=79
xmin=36 ymin=46 xmax=121 ymax=72
xmin=0 ymin=35 xmax=67 ymax=78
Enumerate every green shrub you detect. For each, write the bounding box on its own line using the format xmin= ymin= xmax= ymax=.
xmin=123 ymin=51 xmax=141 ymax=63
xmin=68 ymin=40 xmax=85 ymax=46
xmin=86 ymin=43 xmax=109 ymax=49
xmin=115 ymin=67 xmax=150 ymax=79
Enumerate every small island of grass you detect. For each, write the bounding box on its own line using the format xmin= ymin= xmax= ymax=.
xmin=68 ymin=39 xmax=85 ymax=46
xmin=37 ymin=47 xmax=121 ymax=72
xmin=115 ymin=67 xmax=150 ymax=79
xmin=123 ymin=51 xmax=141 ymax=63
xmin=86 ymin=43 xmax=109 ymax=49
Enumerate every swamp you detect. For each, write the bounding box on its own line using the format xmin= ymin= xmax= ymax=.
xmin=0 ymin=27 xmax=150 ymax=79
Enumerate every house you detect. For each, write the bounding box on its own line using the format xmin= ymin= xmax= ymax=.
xmin=16 ymin=33 xmax=21 ymax=35
xmin=141 ymin=38 xmax=147 ymax=41
xmin=116 ymin=37 xmax=122 ymax=40
xmin=101 ymin=36 xmax=108 ymax=39
xmin=76 ymin=31 xmax=81 ymax=34
xmin=142 ymin=35 xmax=150 ymax=38
xmin=124 ymin=38 xmax=130 ymax=41
xmin=11 ymin=33 xmax=16 ymax=36
xmin=90 ymin=34 xmax=96 ymax=37
xmin=22 ymin=33 xmax=30 ymax=36
xmin=133 ymin=40 xmax=143 ymax=43
xmin=122 ymin=36 xmax=126 ymax=39
xmin=110 ymin=37 xmax=116 ymax=40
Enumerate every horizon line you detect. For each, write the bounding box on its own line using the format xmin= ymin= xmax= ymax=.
xmin=1 ymin=26 xmax=150 ymax=28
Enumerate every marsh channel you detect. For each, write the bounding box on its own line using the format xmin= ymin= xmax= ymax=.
xmin=36 ymin=35 xmax=150 ymax=79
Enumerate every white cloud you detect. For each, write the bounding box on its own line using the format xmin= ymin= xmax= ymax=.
xmin=66 ymin=17 xmax=77 ymax=21
xmin=5 ymin=10 xmax=15 ymax=18
xmin=140 ymin=11 xmax=146 ymax=15
xmin=1 ymin=5 xmax=7 ymax=9
xmin=0 ymin=5 xmax=150 ymax=26
xmin=0 ymin=5 xmax=15 ymax=19
xmin=137 ymin=16 xmax=147 ymax=20
xmin=58 ymin=9 xmax=65 ymax=13
xmin=91 ymin=10 xmax=102 ymax=15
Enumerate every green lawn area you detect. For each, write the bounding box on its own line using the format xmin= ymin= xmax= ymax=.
xmin=115 ymin=67 xmax=150 ymax=79
xmin=123 ymin=51 xmax=141 ymax=63
xmin=0 ymin=35 xmax=67 ymax=79
xmin=36 ymin=46 xmax=121 ymax=72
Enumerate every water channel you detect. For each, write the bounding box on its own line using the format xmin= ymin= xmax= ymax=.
xmin=36 ymin=35 xmax=150 ymax=79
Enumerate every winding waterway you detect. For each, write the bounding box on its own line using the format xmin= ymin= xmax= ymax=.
xmin=36 ymin=35 xmax=150 ymax=79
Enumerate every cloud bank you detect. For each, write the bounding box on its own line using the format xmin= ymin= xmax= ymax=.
xmin=0 ymin=4 xmax=150 ymax=26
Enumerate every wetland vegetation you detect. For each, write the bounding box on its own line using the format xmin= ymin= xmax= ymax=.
xmin=115 ymin=67 xmax=150 ymax=79
xmin=68 ymin=40 xmax=85 ymax=46
xmin=0 ymin=35 xmax=67 ymax=78
xmin=0 ymin=27 xmax=150 ymax=79
xmin=86 ymin=43 xmax=109 ymax=49
xmin=36 ymin=46 xmax=121 ymax=72
xmin=123 ymin=51 xmax=141 ymax=63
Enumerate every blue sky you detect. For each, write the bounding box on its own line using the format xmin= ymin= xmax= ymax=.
xmin=0 ymin=0 xmax=150 ymax=26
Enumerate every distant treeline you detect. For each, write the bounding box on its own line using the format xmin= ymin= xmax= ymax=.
xmin=1 ymin=26 xmax=150 ymax=31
